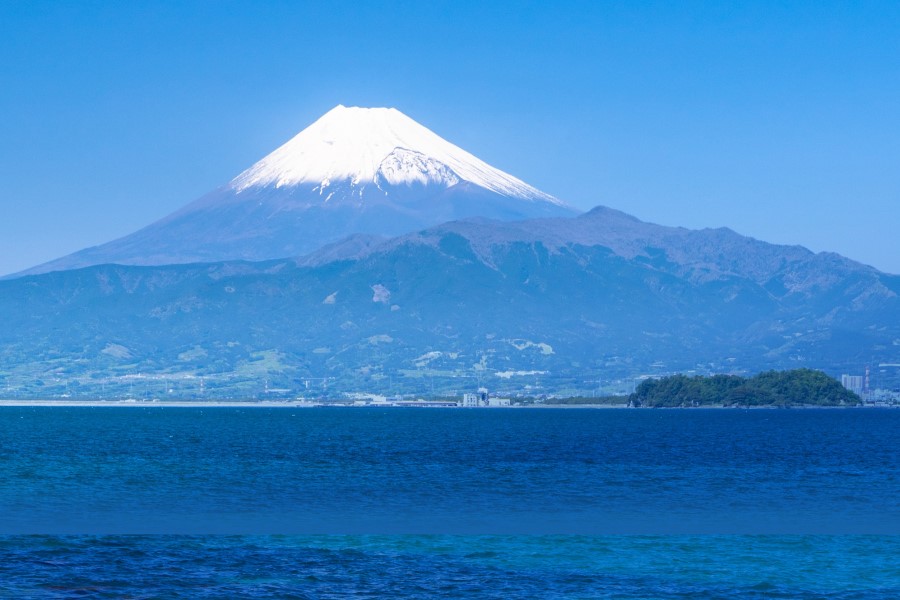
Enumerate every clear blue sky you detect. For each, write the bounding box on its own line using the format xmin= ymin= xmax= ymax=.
xmin=1 ymin=1 xmax=898 ymax=275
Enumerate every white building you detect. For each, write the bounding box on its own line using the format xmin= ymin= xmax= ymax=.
xmin=460 ymin=392 xmax=486 ymax=407
xmin=460 ymin=390 xmax=511 ymax=407
xmin=841 ymin=374 xmax=864 ymax=395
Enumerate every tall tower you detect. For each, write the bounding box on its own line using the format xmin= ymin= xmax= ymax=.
xmin=865 ymin=366 xmax=870 ymax=394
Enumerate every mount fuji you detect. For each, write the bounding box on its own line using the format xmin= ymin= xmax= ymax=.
xmin=4 ymin=105 xmax=899 ymax=395
xmin=19 ymin=105 xmax=575 ymax=276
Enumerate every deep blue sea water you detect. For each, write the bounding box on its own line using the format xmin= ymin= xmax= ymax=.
xmin=1 ymin=407 xmax=898 ymax=597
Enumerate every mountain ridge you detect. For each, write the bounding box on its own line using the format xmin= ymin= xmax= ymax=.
xmin=3 ymin=207 xmax=897 ymax=398
xmin=307 ymin=206 xmax=887 ymax=291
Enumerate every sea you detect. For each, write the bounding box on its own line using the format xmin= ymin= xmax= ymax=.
xmin=0 ymin=406 xmax=898 ymax=598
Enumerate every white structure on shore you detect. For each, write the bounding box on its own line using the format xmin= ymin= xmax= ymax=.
xmin=461 ymin=389 xmax=511 ymax=407
xmin=841 ymin=374 xmax=864 ymax=396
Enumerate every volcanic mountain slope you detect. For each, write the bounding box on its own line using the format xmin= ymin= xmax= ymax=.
xmin=2 ymin=209 xmax=897 ymax=397
xmin=18 ymin=106 xmax=575 ymax=276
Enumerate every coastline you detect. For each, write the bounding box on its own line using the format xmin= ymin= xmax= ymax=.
xmin=0 ymin=399 xmax=629 ymax=408
xmin=0 ymin=399 xmax=881 ymax=409
xmin=0 ymin=399 xmax=324 ymax=408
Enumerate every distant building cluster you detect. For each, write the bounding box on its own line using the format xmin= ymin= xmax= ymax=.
xmin=460 ymin=389 xmax=511 ymax=407
xmin=842 ymin=367 xmax=900 ymax=406
xmin=348 ymin=388 xmax=512 ymax=408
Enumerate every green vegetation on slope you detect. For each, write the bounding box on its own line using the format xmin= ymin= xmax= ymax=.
xmin=630 ymin=369 xmax=860 ymax=408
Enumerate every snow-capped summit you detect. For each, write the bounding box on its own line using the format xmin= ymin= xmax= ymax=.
xmin=229 ymin=105 xmax=562 ymax=205
xmin=15 ymin=106 xmax=577 ymax=276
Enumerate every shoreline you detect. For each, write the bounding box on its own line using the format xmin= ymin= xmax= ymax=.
xmin=0 ymin=399 xmax=882 ymax=409
xmin=0 ymin=399 xmax=629 ymax=408
xmin=0 ymin=399 xmax=324 ymax=408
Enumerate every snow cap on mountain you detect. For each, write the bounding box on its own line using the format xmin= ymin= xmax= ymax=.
xmin=229 ymin=105 xmax=563 ymax=205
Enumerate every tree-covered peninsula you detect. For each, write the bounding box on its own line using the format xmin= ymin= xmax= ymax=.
xmin=630 ymin=369 xmax=860 ymax=408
